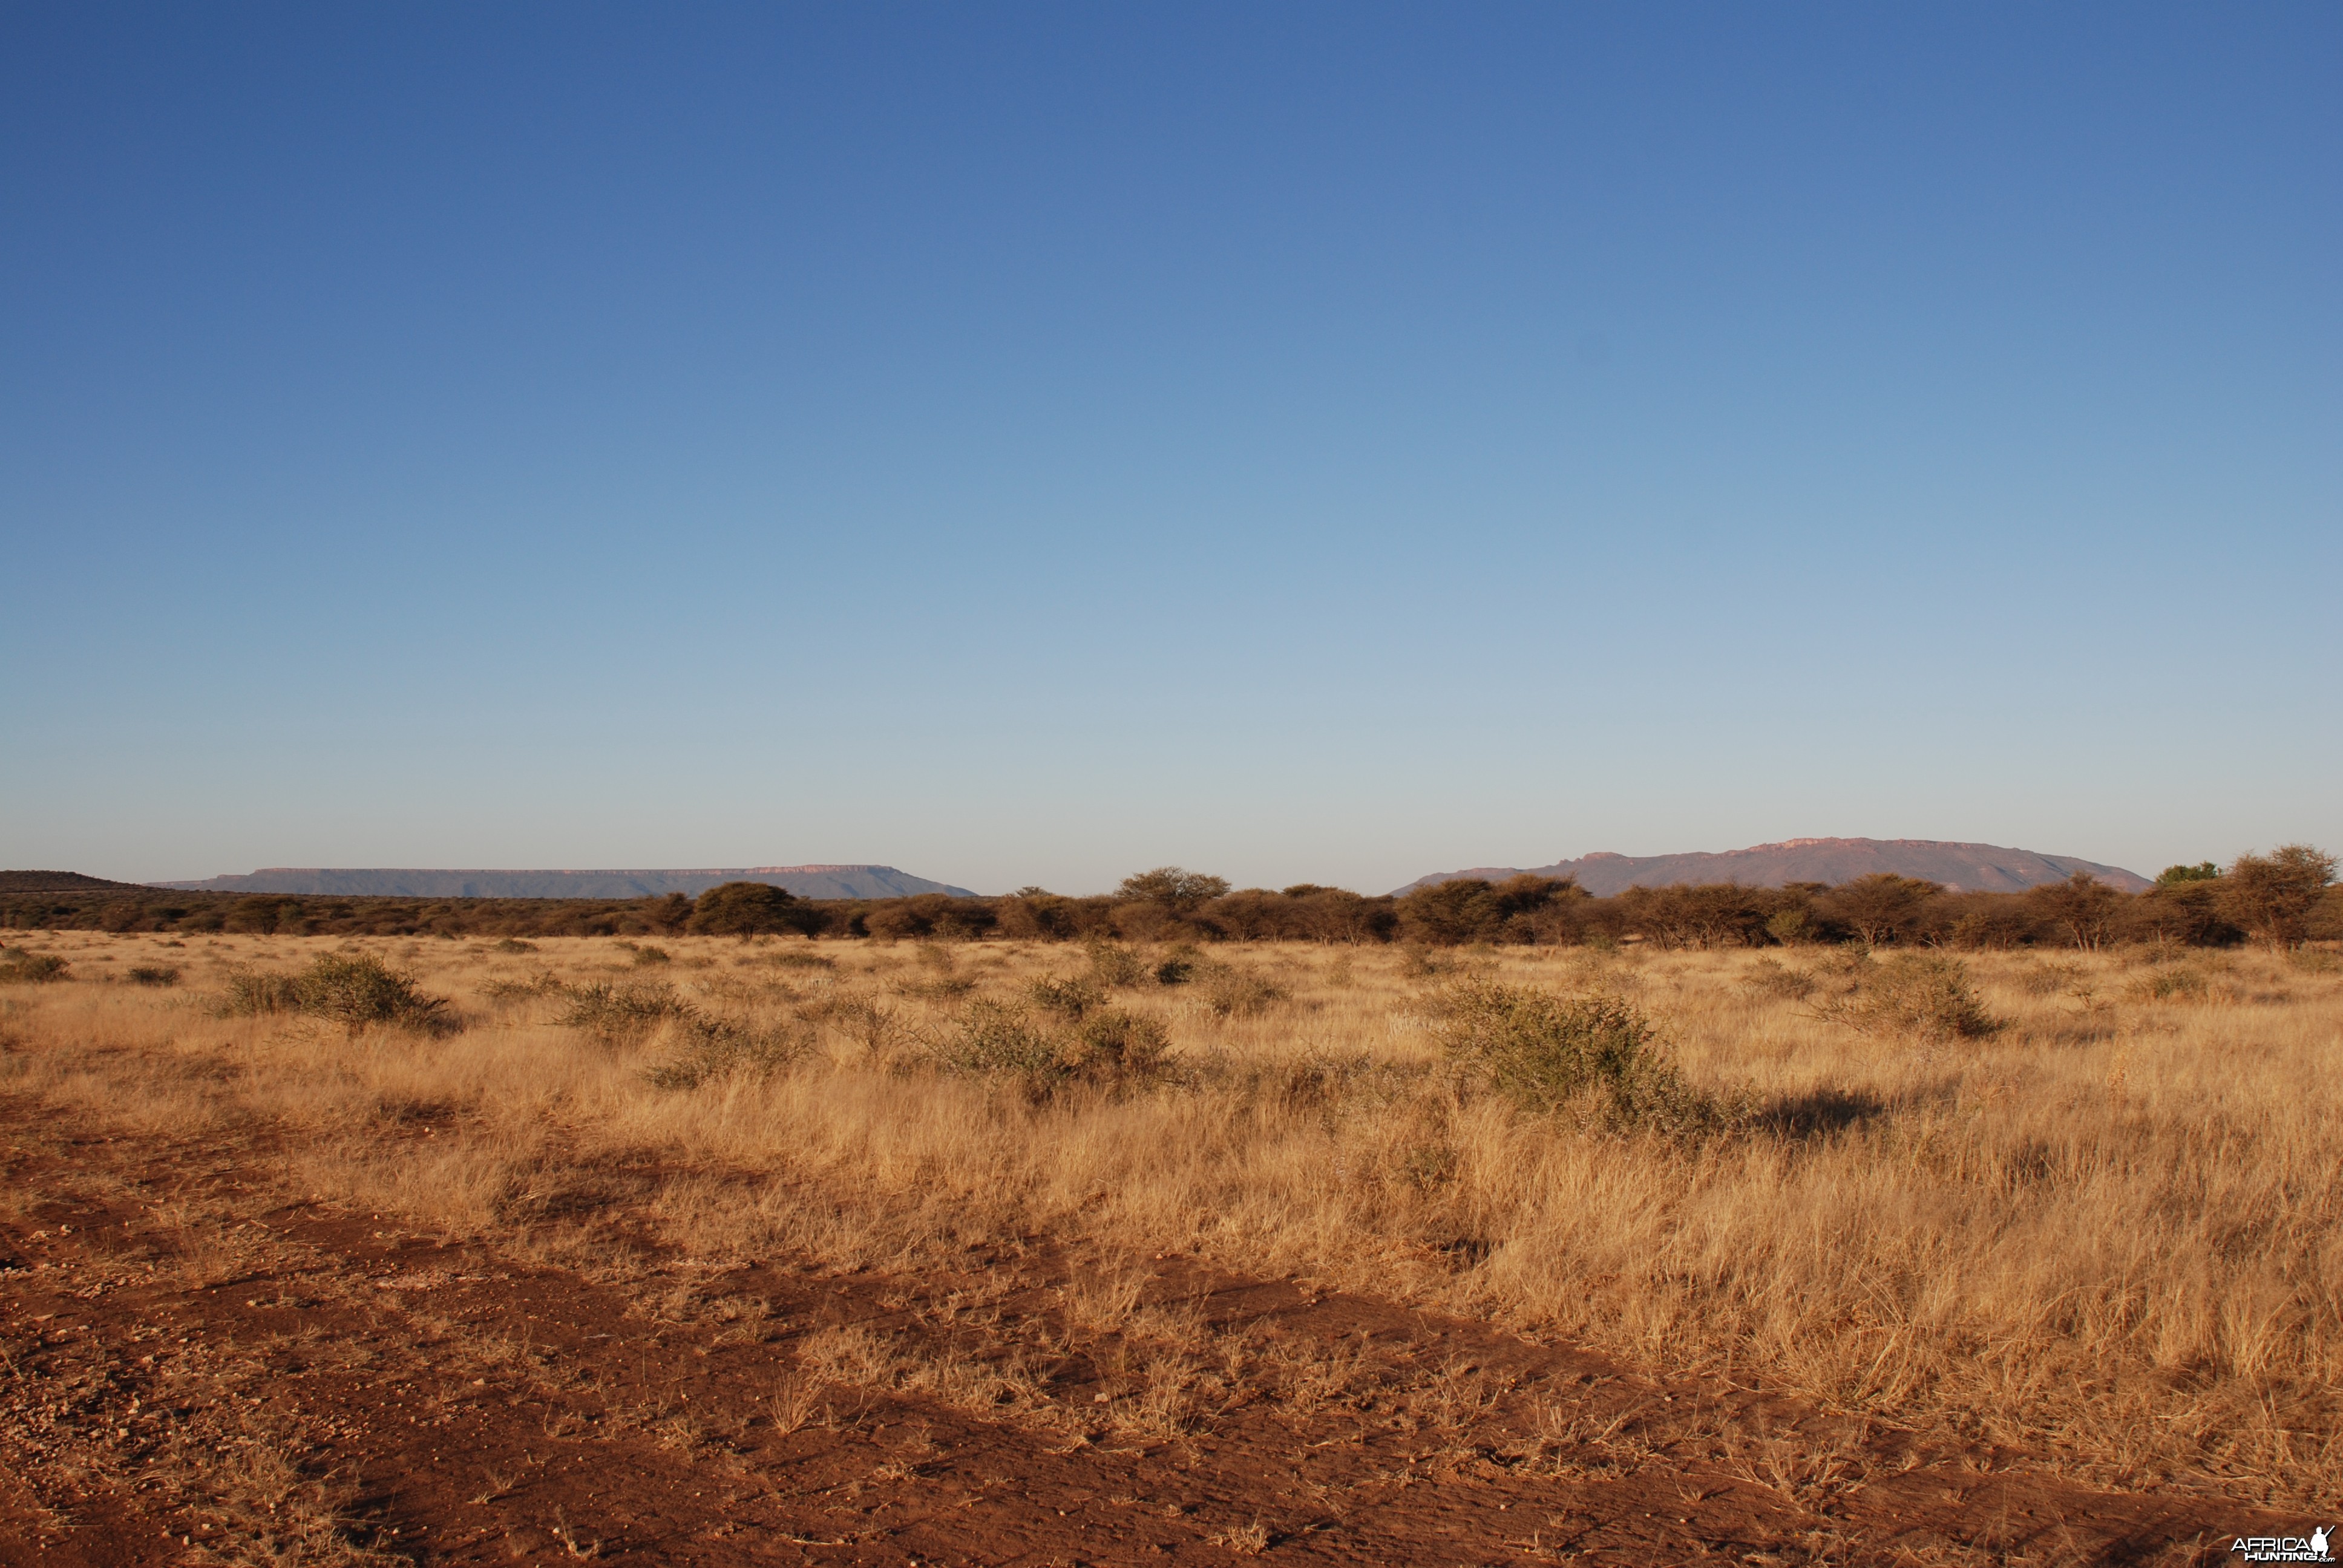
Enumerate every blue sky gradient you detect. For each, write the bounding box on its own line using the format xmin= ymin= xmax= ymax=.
xmin=4 ymin=4 xmax=2336 ymax=892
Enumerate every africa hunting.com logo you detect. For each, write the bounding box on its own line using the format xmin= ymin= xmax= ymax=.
xmin=2233 ymin=1526 xmax=2332 ymax=1564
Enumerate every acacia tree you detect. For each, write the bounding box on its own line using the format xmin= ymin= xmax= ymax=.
xmin=687 ymin=880 xmax=814 ymax=939
xmin=1820 ymin=875 xmax=1941 ymax=947
xmin=2027 ymin=871 xmax=2122 ymax=951
xmin=2218 ymin=845 xmax=2337 ymax=949
xmin=1116 ymin=867 xmax=1231 ymax=915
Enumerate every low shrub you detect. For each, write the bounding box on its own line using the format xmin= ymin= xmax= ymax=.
xmin=803 ymin=990 xmax=903 ymax=1057
xmin=643 ymin=1013 xmax=809 ymax=1088
xmin=629 ymin=943 xmax=673 ymax=967
xmin=1027 ymin=975 xmax=1104 ymax=1019
xmin=1154 ymin=944 xmax=1201 ymax=985
xmin=1259 ymin=1048 xmax=1420 ymax=1109
xmin=2126 ymin=965 xmax=2212 ymax=1002
xmin=1200 ymin=964 xmax=1286 ymax=1019
xmin=218 ymin=954 xmax=454 ymax=1033
xmin=932 ymin=999 xmax=1063 ymax=1085
xmin=2013 ymin=960 xmax=2087 ymax=996
xmin=219 ymin=969 xmax=302 ymax=1014
xmin=0 ymin=949 xmax=71 ymax=984
xmin=292 ymin=953 xmax=455 ymax=1033
xmin=126 ymin=965 xmax=182 ymax=987
xmin=889 ymin=942 xmax=976 ymax=999
xmin=1743 ymin=957 xmax=1814 ymax=1000
xmin=733 ymin=947 xmax=836 ymax=970
xmin=494 ymin=937 xmax=539 ymax=953
xmin=931 ymin=998 xmax=1170 ymax=1097
xmin=1813 ymin=953 xmax=2002 ymax=1042
xmin=1430 ymin=978 xmax=1718 ymax=1130
xmin=896 ymin=973 xmax=977 ymax=1001
xmin=557 ymin=981 xmax=694 ymax=1039
xmin=481 ymin=972 xmax=565 ymax=1001
xmin=1086 ymin=941 xmax=1150 ymax=988
xmin=1066 ymin=1008 xmax=1172 ymax=1081
xmin=543 ymin=973 xmax=808 ymax=1086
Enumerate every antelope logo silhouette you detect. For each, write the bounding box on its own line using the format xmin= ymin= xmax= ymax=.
xmin=2230 ymin=1526 xmax=2335 ymax=1563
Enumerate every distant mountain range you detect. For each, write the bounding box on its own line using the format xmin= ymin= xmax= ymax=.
xmin=1395 ymin=838 xmax=2152 ymax=897
xmin=152 ymin=866 xmax=978 ymax=900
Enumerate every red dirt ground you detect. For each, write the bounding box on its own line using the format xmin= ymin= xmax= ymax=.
xmin=0 ymin=1094 xmax=2293 ymax=1567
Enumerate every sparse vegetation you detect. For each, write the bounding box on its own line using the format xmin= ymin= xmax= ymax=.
xmin=2 ymin=926 xmax=2340 ymax=1524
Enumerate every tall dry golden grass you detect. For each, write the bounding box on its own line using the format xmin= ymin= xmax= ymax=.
xmin=3 ymin=929 xmax=2338 ymax=1507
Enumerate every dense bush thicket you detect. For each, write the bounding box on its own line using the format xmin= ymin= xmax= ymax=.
xmin=5 ymin=852 xmax=2336 ymax=952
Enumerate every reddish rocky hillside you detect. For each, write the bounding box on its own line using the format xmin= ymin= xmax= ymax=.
xmin=1398 ymin=837 xmax=2152 ymax=896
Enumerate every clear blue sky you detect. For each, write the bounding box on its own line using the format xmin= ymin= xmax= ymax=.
xmin=4 ymin=4 xmax=2336 ymax=893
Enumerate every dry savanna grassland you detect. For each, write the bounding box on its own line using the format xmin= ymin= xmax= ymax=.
xmin=1 ymin=928 xmax=2338 ymax=1566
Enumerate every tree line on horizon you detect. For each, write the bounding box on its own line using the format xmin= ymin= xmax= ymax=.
xmin=3 ymin=847 xmax=2336 ymax=951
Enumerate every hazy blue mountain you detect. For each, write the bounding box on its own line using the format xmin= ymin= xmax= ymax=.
xmin=1396 ymin=838 xmax=2152 ymax=897
xmin=154 ymin=865 xmax=979 ymax=900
